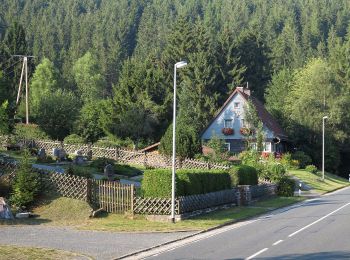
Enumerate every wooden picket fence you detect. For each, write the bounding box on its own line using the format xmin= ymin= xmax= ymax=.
xmin=90 ymin=180 xmax=134 ymax=213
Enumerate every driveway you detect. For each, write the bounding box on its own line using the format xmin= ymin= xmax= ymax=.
xmin=0 ymin=225 xmax=195 ymax=260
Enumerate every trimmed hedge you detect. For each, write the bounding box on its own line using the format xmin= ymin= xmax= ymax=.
xmin=229 ymin=165 xmax=258 ymax=186
xmin=141 ymin=169 xmax=231 ymax=198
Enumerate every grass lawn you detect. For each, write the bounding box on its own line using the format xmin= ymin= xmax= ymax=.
xmin=0 ymin=196 xmax=304 ymax=232
xmin=289 ymin=169 xmax=350 ymax=194
xmin=0 ymin=245 xmax=91 ymax=260
xmin=0 ymin=148 xmax=37 ymax=164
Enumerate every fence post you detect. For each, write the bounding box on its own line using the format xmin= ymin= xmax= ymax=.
xmin=131 ymin=184 xmax=134 ymax=213
xmin=207 ymin=162 xmax=210 ymax=170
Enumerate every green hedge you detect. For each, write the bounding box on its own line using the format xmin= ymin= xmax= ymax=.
xmin=229 ymin=165 xmax=258 ymax=186
xmin=141 ymin=169 xmax=231 ymax=198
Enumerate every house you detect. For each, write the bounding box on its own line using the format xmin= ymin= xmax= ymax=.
xmin=201 ymin=86 xmax=288 ymax=154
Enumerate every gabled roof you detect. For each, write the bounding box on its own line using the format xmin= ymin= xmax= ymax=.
xmin=202 ymin=87 xmax=288 ymax=140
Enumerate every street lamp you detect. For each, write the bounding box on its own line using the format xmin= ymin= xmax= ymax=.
xmin=322 ymin=116 xmax=328 ymax=181
xmin=171 ymin=61 xmax=187 ymax=223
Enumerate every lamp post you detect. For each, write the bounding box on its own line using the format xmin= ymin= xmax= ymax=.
xmin=322 ymin=116 xmax=328 ymax=181
xmin=171 ymin=61 xmax=187 ymax=223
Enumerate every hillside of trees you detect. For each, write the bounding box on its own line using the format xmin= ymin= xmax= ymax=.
xmin=1 ymin=0 xmax=350 ymax=176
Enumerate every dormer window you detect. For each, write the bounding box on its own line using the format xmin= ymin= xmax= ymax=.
xmin=224 ymin=119 xmax=233 ymax=128
xmin=234 ymin=102 xmax=240 ymax=108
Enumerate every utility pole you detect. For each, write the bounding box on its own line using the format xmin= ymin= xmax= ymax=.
xmin=13 ymin=55 xmax=35 ymax=124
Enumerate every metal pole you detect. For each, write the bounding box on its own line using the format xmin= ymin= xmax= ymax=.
xmin=171 ymin=64 xmax=177 ymax=223
xmin=322 ymin=117 xmax=325 ymax=181
xmin=25 ymin=57 xmax=29 ymax=124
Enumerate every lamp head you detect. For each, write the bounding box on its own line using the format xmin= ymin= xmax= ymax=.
xmin=323 ymin=116 xmax=328 ymax=120
xmin=175 ymin=61 xmax=188 ymax=69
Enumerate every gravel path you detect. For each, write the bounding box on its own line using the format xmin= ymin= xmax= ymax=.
xmin=0 ymin=226 xmax=195 ymax=260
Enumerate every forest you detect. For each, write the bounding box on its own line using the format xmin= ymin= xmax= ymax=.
xmin=1 ymin=0 xmax=350 ymax=176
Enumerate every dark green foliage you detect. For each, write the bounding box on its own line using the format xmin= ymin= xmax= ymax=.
xmin=65 ymin=165 xmax=92 ymax=179
xmin=10 ymin=151 xmax=41 ymax=208
xmin=277 ymin=177 xmax=295 ymax=197
xmin=292 ymin=151 xmax=312 ymax=169
xmin=36 ymin=155 xmax=55 ymax=164
xmin=159 ymin=121 xmax=201 ymax=159
xmin=229 ymin=165 xmax=258 ymax=186
xmin=114 ymin=164 xmax=142 ymax=177
xmin=0 ymin=177 xmax=11 ymax=198
xmin=35 ymin=90 xmax=79 ymax=141
xmin=305 ymin=165 xmax=318 ymax=174
xmin=141 ymin=169 xmax=231 ymax=198
xmin=90 ymin=157 xmax=115 ymax=172
xmin=63 ymin=134 xmax=85 ymax=144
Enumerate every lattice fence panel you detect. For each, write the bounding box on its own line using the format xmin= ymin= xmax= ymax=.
xmin=44 ymin=172 xmax=88 ymax=201
xmin=63 ymin=144 xmax=90 ymax=155
xmin=178 ymin=189 xmax=238 ymax=213
xmin=0 ymin=162 xmax=17 ymax=182
xmin=91 ymin=146 xmax=117 ymax=159
xmin=133 ymin=197 xmax=178 ymax=215
xmin=34 ymin=140 xmax=62 ymax=154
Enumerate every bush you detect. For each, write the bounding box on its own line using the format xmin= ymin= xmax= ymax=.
xmin=305 ymin=164 xmax=318 ymax=174
xmin=267 ymin=163 xmax=286 ymax=183
xmin=141 ymin=169 xmax=231 ymax=198
xmin=14 ymin=123 xmax=49 ymax=140
xmin=10 ymin=153 xmax=41 ymax=208
xmin=277 ymin=177 xmax=295 ymax=197
xmin=94 ymin=136 xmax=134 ymax=149
xmin=292 ymin=151 xmax=312 ymax=169
xmin=65 ymin=165 xmax=93 ymax=179
xmin=159 ymin=121 xmax=201 ymax=159
xmin=63 ymin=134 xmax=85 ymax=144
xmin=229 ymin=165 xmax=258 ymax=186
xmin=90 ymin=157 xmax=115 ymax=171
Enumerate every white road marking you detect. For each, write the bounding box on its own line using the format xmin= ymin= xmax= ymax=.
xmin=246 ymin=248 xmax=269 ymax=260
xmin=272 ymin=240 xmax=283 ymax=246
xmin=288 ymin=202 xmax=350 ymax=238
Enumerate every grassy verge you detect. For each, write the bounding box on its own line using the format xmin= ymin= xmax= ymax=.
xmin=0 ymin=245 xmax=92 ymax=260
xmin=0 ymin=149 xmax=37 ymax=164
xmin=289 ymin=169 xmax=349 ymax=194
xmin=1 ymin=196 xmax=304 ymax=232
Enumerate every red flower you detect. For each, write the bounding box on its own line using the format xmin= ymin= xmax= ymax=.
xmin=222 ymin=128 xmax=234 ymax=135
xmin=240 ymin=127 xmax=251 ymax=136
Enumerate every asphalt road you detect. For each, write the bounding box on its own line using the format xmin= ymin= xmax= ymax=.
xmin=134 ymin=187 xmax=350 ymax=260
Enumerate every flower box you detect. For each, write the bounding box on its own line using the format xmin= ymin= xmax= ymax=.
xmin=221 ymin=127 xmax=234 ymax=135
xmin=240 ymin=127 xmax=251 ymax=136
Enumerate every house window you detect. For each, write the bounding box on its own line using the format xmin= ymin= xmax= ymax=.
xmin=234 ymin=102 xmax=240 ymax=108
xmin=224 ymin=119 xmax=233 ymax=128
xmin=241 ymin=119 xmax=245 ymax=127
xmin=224 ymin=143 xmax=230 ymax=152
xmin=264 ymin=142 xmax=271 ymax=152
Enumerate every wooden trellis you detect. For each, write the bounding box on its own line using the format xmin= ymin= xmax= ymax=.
xmin=43 ymin=172 xmax=89 ymax=201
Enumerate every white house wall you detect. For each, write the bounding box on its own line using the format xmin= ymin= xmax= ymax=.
xmin=201 ymin=93 xmax=274 ymax=140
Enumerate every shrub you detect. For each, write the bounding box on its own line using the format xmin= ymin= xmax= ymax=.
xmin=277 ymin=177 xmax=295 ymax=197
xmin=94 ymin=136 xmax=134 ymax=149
xmin=63 ymin=134 xmax=85 ymax=144
xmin=292 ymin=151 xmax=312 ymax=169
xmin=10 ymin=152 xmax=41 ymax=208
xmin=90 ymin=157 xmax=115 ymax=171
xmin=267 ymin=163 xmax=286 ymax=183
xmin=14 ymin=123 xmax=49 ymax=140
xmin=305 ymin=164 xmax=318 ymax=174
xmin=141 ymin=169 xmax=231 ymax=198
xmin=36 ymin=155 xmax=55 ymax=163
xmin=65 ymin=165 xmax=93 ymax=179
xmin=229 ymin=165 xmax=258 ymax=186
